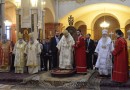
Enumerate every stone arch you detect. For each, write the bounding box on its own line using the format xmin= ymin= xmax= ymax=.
xmin=59 ymin=3 xmax=130 ymax=27
xmin=5 ymin=1 xmax=16 ymax=24
xmin=91 ymin=13 xmax=120 ymax=40
xmin=5 ymin=14 xmax=12 ymax=22
xmin=125 ymin=19 xmax=130 ymax=26
xmin=78 ymin=25 xmax=87 ymax=37
xmin=5 ymin=0 xmax=17 ymax=8
xmin=44 ymin=8 xmax=55 ymax=23
xmin=92 ymin=14 xmax=120 ymax=40
xmin=74 ymin=21 xmax=87 ymax=36
xmin=74 ymin=21 xmax=86 ymax=29
xmin=125 ymin=19 xmax=130 ymax=38
xmin=91 ymin=13 xmax=120 ymax=29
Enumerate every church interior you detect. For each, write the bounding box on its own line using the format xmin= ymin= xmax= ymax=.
xmin=0 ymin=0 xmax=130 ymax=89
xmin=1 ymin=0 xmax=130 ymax=43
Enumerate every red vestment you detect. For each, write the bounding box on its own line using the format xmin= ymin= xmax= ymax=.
xmin=74 ymin=36 xmax=87 ymax=73
xmin=0 ymin=41 xmax=12 ymax=69
xmin=112 ymin=37 xmax=129 ymax=83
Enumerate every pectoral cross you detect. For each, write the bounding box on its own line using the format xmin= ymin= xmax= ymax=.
xmin=109 ymin=31 xmax=114 ymax=40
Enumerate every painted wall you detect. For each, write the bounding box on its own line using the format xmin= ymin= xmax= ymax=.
xmin=58 ymin=0 xmax=130 ymax=19
xmin=59 ymin=3 xmax=130 ymax=39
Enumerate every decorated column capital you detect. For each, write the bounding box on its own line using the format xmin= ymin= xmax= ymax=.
xmin=58 ymin=0 xmax=86 ymax=3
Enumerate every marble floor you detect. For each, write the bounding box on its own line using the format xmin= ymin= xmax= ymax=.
xmin=0 ymin=70 xmax=129 ymax=90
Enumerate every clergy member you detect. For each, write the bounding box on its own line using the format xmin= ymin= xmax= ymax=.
xmin=13 ymin=32 xmax=26 ymax=73
xmin=126 ymin=30 xmax=130 ymax=71
xmin=74 ymin=29 xmax=87 ymax=73
xmin=57 ymin=30 xmax=75 ymax=69
xmin=24 ymin=33 xmax=41 ymax=74
xmin=95 ymin=29 xmax=114 ymax=77
xmin=0 ymin=34 xmax=12 ymax=72
xmin=112 ymin=29 xmax=129 ymax=83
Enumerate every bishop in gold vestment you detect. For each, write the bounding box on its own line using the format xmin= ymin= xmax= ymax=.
xmin=24 ymin=33 xmax=41 ymax=74
xmin=13 ymin=32 xmax=26 ymax=73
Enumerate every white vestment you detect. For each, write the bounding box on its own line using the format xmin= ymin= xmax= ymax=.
xmin=25 ymin=40 xmax=41 ymax=74
xmin=13 ymin=40 xmax=26 ymax=73
xmin=95 ymin=37 xmax=114 ymax=75
xmin=57 ymin=34 xmax=75 ymax=69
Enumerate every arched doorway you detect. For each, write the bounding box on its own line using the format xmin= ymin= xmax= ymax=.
xmin=125 ymin=24 xmax=130 ymax=38
xmin=93 ymin=15 xmax=120 ymax=40
xmin=74 ymin=21 xmax=87 ymax=37
xmin=78 ymin=25 xmax=87 ymax=36
xmin=44 ymin=8 xmax=55 ymax=39
xmin=125 ymin=19 xmax=130 ymax=38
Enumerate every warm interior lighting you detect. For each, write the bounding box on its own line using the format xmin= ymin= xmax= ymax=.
xmin=100 ymin=21 xmax=110 ymax=28
xmin=100 ymin=8 xmax=110 ymax=28
xmin=15 ymin=0 xmax=21 ymax=8
xmin=41 ymin=0 xmax=46 ymax=5
xmin=30 ymin=0 xmax=38 ymax=7
xmin=41 ymin=0 xmax=46 ymax=9
xmin=4 ymin=20 xmax=12 ymax=26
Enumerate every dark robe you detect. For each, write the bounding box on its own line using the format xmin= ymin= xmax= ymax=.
xmin=112 ymin=37 xmax=129 ymax=83
xmin=74 ymin=36 xmax=87 ymax=73
xmin=50 ymin=36 xmax=59 ymax=68
xmin=86 ymin=38 xmax=95 ymax=69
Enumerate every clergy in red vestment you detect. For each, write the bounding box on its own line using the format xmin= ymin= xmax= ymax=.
xmin=112 ymin=29 xmax=129 ymax=83
xmin=0 ymin=34 xmax=12 ymax=72
xmin=74 ymin=30 xmax=87 ymax=73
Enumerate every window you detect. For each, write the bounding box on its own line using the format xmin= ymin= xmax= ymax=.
xmin=4 ymin=20 xmax=12 ymax=40
xmin=5 ymin=26 xmax=11 ymax=40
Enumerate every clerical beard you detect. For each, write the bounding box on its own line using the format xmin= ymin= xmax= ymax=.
xmin=102 ymin=37 xmax=108 ymax=44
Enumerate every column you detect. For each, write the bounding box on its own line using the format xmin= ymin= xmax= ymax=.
xmin=55 ymin=0 xmax=59 ymax=22
xmin=16 ymin=8 xmax=22 ymax=40
xmin=30 ymin=8 xmax=38 ymax=39
xmin=41 ymin=10 xmax=45 ymax=39
xmin=0 ymin=0 xmax=5 ymax=35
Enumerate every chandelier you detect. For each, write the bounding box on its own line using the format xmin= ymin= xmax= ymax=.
xmin=100 ymin=8 xmax=110 ymax=28
xmin=100 ymin=21 xmax=110 ymax=28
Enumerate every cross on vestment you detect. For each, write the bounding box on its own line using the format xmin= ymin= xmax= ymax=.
xmin=109 ymin=31 xmax=114 ymax=40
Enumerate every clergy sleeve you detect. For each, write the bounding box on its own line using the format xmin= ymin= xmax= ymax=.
xmin=24 ymin=45 xmax=28 ymax=54
xmin=112 ymin=39 xmax=124 ymax=56
xmin=12 ymin=44 xmax=16 ymax=54
xmin=95 ymin=42 xmax=99 ymax=54
xmin=76 ymin=37 xmax=84 ymax=48
xmin=110 ymin=41 xmax=114 ymax=52
xmin=37 ymin=43 xmax=41 ymax=54
xmin=56 ymin=37 xmax=62 ymax=50
xmin=9 ymin=41 xmax=12 ymax=53
xmin=56 ymin=40 xmax=61 ymax=50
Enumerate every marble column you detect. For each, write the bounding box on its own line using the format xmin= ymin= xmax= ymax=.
xmin=30 ymin=8 xmax=38 ymax=39
xmin=0 ymin=0 xmax=5 ymax=39
xmin=55 ymin=0 xmax=59 ymax=22
xmin=42 ymin=10 xmax=45 ymax=39
xmin=16 ymin=8 xmax=22 ymax=40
